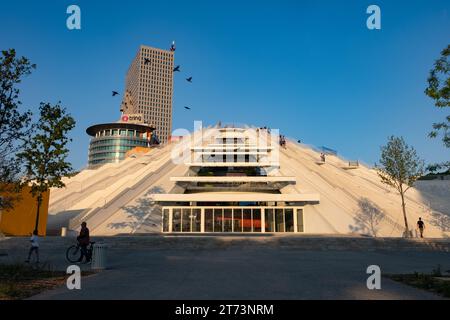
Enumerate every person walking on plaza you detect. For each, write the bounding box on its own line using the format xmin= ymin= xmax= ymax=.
xmin=25 ymin=230 xmax=39 ymax=263
xmin=417 ymin=217 xmax=425 ymax=238
xmin=77 ymin=222 xmax=90 ymax=263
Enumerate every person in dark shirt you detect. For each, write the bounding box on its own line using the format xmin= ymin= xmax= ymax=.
xmin=320 ymin=153 xmax=326 ymax=163
xmin=77 ymin=222 xmax=90 ymax=263
xmin=417 ymin=217 xmax=425 ymax=238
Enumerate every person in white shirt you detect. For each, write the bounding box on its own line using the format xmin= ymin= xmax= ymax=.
xmin=25 ymin=230 xmax=39 ymax=263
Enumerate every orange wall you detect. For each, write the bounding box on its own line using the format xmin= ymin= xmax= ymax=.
xmin=0 ymin=186 xmax=50 ymax=236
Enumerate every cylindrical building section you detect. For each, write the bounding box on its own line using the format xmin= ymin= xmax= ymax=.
xmin=86 ymin=122 xmax=159 ymax=168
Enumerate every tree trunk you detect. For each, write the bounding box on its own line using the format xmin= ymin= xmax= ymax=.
xmin=400 ymin=191 xmax=409 ymax=237
xmin=34 ymin=194 xmax=42 ymax=235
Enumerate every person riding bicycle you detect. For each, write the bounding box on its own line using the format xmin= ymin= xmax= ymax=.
xmin=77 ymin=222 xmax=90 ymax=263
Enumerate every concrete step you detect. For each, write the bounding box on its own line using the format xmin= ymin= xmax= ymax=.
xmin=1 ymin=235 xmax=449 ymax=253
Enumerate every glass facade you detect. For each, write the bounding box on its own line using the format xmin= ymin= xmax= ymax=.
xmin=162 ymin=207 xmax=304 ymax=233
xmin=87 ymin=127 xmax=152 ymax=167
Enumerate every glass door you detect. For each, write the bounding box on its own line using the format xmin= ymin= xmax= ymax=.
xmin=214 ymin=208 xmax=223 ymax=232
xmin=223 ymin=209 xmax=233 ymax=232
xmin=233 ymin=209 xmax=243 ymax=232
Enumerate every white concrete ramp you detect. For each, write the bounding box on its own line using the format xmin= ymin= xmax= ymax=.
xmin=281 ymin=140 xmax=449 ymax=237
xmin=47 ymin=145 xmax=174 ymax=233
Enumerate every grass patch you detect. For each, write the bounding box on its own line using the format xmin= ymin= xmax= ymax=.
xmin=0 ymin=263 xmax=90 ymax=300
xmin=387 ymin=266 xmax=450 ymax=298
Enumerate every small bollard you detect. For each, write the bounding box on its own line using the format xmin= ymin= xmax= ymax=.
xmin=61 ymin=227 xmax=67 ymax=237
xmin=91 ymin=243 xmax=108 ymax=270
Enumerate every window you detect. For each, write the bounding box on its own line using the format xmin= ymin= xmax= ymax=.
xmin=275 ymin=209 xmax=284 ymax=232
xmin=243 ymin=209 xmax=252 ymax=232
xmin=172 ymin=209 xmax=181 ymax=232
xmin=214 ymin=209 xmax=223 ymax=232
xmin=233 ymin=209 xmax=242 ymax=232
xmin=265 ymin=209 xmax=274 ymax=232
xmin=181 ymin=209 xmax=190 ymax=232
xmin=224 ymin=209 xmax=232 ymax=232
xmin=297 ymin=208 xmax=304 ymax=232
xmin=163 ymin=209 xmax=169 ymax=232
xmin=285 ymin=209 xmax=294 ymax=232
xmin=205 ymin=209 xmax=213 ymax=232
xmin=192 ymin=209 xmax=201 ymax=232
xmin=252 ymin=209 xmax=261 ymax=232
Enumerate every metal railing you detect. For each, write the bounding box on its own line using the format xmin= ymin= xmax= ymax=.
xmin=348 ymin=161 xmax=359 ymax=167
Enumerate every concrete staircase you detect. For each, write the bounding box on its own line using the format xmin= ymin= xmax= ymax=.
xmin=49 ymin=147 xmax=169 ymax=214
xmin=47 ymin=145 xmax=172 ymax=233
xmin=2 ymin=235 xmax=449 ymax=253
xmin=69 ymin=157 xmax=176 ymax=232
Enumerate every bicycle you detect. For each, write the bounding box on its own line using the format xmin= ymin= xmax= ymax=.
xmin=66 ymin=241 xmax=95 ymax=263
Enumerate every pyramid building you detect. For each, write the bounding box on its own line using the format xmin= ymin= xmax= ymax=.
xmin=47 ymin=125 xmax=450 ymax=238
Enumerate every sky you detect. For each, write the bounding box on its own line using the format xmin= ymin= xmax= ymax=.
xmin=1 ymin=0 xmax=449 ymax=170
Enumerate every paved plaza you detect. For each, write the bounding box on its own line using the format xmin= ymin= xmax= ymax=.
xmin=1 ymin=235 xmax=449 ymax=299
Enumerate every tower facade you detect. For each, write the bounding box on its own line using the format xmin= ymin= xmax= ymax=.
xmin=122 ymin=45 xmax=174 ymax=144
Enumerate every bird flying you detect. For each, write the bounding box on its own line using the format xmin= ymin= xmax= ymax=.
xmin=144 ymin=58 xmax=151 ymax=65
xmin=112 ymin=91 xmax=119 ymax=96
xmin=184 ymin=106 xmax=191 ymax=110
xmin=186 ymin=77 xmax=192 ymax=82
xmin=173 ymin=65 xmax=180 ymax=72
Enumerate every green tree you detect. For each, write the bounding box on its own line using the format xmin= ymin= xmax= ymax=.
xmin=425 ymin=44 xmax=450 ymax=148
xmin=377 ymin=136 xmax=425 ymax=237
xmin=427 ymin=161 xmax=450 ymax=174
xmin=18 ymin=102 xmax=75 ymax=234
xmin=0 ymin=49 xmax=35 ymax=210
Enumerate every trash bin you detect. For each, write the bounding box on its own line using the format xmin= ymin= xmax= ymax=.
xmin=91 ymin=243 xmax=108 ymax=270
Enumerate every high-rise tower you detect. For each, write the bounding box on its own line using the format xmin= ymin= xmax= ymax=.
xmin=121 ymin=45 xmax=174 ymax=144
